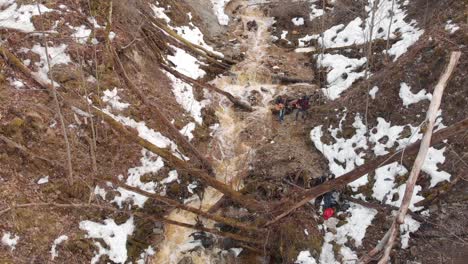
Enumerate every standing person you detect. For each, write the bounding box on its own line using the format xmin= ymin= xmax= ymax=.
xmin=275 ymin=95 xmax=286 ymax=123
xmin=295 ymin=95 xmax=310 ymax=121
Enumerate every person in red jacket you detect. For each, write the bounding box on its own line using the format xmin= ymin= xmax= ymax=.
xmin=295 ymin=95 xmax=310 ymax=121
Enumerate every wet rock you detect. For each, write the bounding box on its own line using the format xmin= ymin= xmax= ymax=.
xmin=246 ymin=20 xmax=258 ymax=31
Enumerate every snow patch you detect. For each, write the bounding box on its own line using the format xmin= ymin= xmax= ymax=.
xmin=369 ymin=86 xmax=379 ymax=99
xmin=168 ymin=46 xmax=206 ymax=79
xmin=165 ymin=71 xmax=207 ymax=124
xmin=445 ymin=20 xmax=459 ymax=34
xmin=31 ymin=44 xmax=71 ymax=87
xmin=316 ymin=54 xmax=366 ymax=100
xmin=399 ymin=82 xmax=432 ymax=107
xmin=295 ymin=250 xmax=317 ymax=264
xmin=0 ymin=2 xmax=53 ymax=32
xmin=211 ymin=0 xmax=230 ymax=25
xmin=422 ymin=147 xmax=451 ymax=187
xmin=50 ymin=235 xmax=68 ymax=260
xmin=1 ymin=232 xmax=19 ymax=251
xmin=102 ymin=88 xmax=130 ymax=111
xmin=80 ymin=217 xmax=135 ymax=264
xmin=292 ymin=17 xmax=305 ymax=26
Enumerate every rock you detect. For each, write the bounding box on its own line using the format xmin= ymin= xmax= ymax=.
xmin=178 ymin=256 xmax=193 ymax=264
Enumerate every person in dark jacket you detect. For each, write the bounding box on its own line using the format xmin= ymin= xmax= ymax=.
xmin=295 ymin=95 xmax=310 ymax=121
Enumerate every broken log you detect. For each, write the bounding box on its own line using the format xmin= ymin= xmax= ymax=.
xmin=143 ymin=13 xmax=235 ymax=68
xmin=105 ymin=177 xmax=261 ymax=232
xmin=266 ymin=117 xmax=468 ymax=226
xmin=160 ymin=64 xmax=253 ymax=111
xmin=0 ymin=202 xmax=262 ymax=245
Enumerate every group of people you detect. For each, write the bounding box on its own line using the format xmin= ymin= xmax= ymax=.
xmin=274 ymin=95 xmax=311 ymax=123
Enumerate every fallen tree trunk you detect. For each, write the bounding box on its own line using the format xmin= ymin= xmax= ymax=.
xmin=160 ymin=64 xmax=253 ymax=111
xmin=94 ymin=107 xmax=267 ymax=212
xmin=143 ymin=13 xmax=236 ymax=67
xmin=105 ymin=177 xmax=261 ymax=232
xmin=273 ymin=74 xmax=314 ymax=84
xmin=0 ymin=202 xmax=262 ymax=245
xmin=112 ymin=48 xmax=215 ymax=175
xmin=266 ymin=117 xmax=468 ymax=226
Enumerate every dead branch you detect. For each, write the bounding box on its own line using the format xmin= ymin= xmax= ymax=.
xmin=266 ymin=117 xmax=468 ymax=226
xmin=377 ymin=51 xmax=461 ymax=264
xmin=111 ymin=47 xmax=216 ymax=175
xmin=159 ymin=63 xmax=253 ymax=111
xmin=104 ymin=177 xmax=261 ymax=232
xmin=0 ymin=202 xmax=262 ymax=245
xmin=36 ymin=3 xmax=74 ymax=185
xmin=93 ymin=107 xmax=267 ymax=212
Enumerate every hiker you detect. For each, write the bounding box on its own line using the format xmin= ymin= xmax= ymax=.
xmin=275 ymin=95 xmax=286 ymax=123
xmin=322 ymin=191 xmax=338 ymax=220
xmin=295 ymin=95 xmax=310 ymax=121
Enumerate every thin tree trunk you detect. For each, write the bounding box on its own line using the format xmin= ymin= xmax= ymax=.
xmin=36 ymin=3 xmax=74 ymax=185
xmin=377 ymin=51 xmax=461 ymax=264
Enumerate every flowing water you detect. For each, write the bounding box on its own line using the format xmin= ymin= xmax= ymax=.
xmin=155 ymin=2 xmax=279 ymax=263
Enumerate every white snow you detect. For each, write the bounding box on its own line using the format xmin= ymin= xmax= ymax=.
xmin=400 ymin=215 xmax=421 ymax=249
xmin=168 ymin=46 xmax=206 ymax=79
xmin=37 ymin=176 xmax=49 ymax=184
xmin=369 ymin=86 xmax=379 ymax=99
xmin=399 ymin=82 xmax=432 ymax=107
xmin=107 ymin=112 xmax=181 ymax=155
xmin=211 ymin=0 xmax=230 ymax=25
xmin=165 ymin=71 xmax=207 ymax=124
xmin=445 ymin=20 xmax=459 ymax=34
xmin=30 ymin=44 xmax=72 ymax=87
xmin=295 ymin=47 xmax=316 ymax=53
xmin=0 ymin=2 xmax=53 ymax=32
xmin=173 ymin=24 xmax=222 ymax=57
xmin=317 ymin=0 xmax=424 ymax=60
xmin=310 ymin=1 xmax=325 ymax=21
xmin=7 ymin=78 xmax=25 ymax=89
xmin=295 ymin=250 xmax=317 ymax=264
xmin=316 ymin=54 xmax=367 ymax=100
xmin=79 ymin=217 xmax=135 ymax=264
xmin=369 ymin=118 xmax=405 ymax=156
xmin=113 ymin=149 xmax=165 ymax=208
xmin=71 ymin=25 xmax=92 ymax=44
xmin=161 ymin=170 xmax=179 ymax=185
xmin=335 ymin=204 xmax=378 ymax=247
xmin=151 ymin=4 xmax=171 ymax=23
xmin=310 ymin=115 xmax=369 ymax=190
xmin=50 ymin=235 xmax=68 ymax=260
xmin=1 ymin=232 xmax=19 ymax=251
xmin=102 ymin=88 xmax=130 ymax=111
xmin=298 ymin=34 xmax=318 ymax=47
xmin=422 ymin=147 xmax=451 ymax=187
xmin=292 ymin=17 xmax=305 ymax=26
xmin=372 ymin=162 xmax=408 ymax=202
xmin=180 ymin=122 xmax=196 ymax=141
